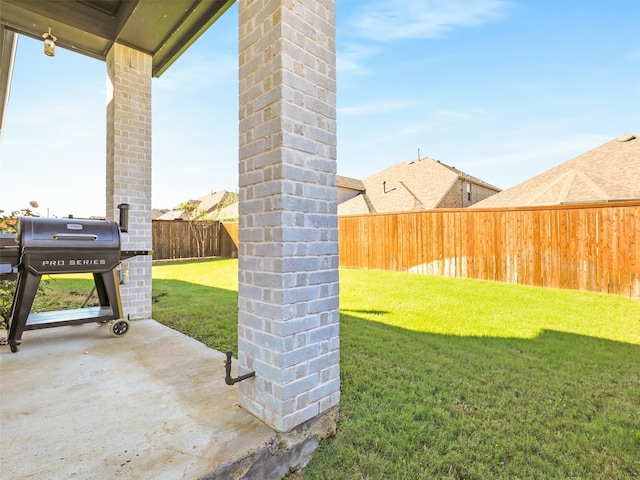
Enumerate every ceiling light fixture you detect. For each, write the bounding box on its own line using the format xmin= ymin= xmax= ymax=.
xmin=42 ymin=27 xmax=56 ymax=57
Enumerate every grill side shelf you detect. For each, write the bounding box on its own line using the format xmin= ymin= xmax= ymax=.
xmin=0 ymin=234 xmax=20 ymax=279
xmin=25 ymin=307 xmax=118 ymax=330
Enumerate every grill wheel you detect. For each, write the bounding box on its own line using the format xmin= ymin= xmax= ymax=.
xmin=110 ymin=319 xmax=130 ymax=337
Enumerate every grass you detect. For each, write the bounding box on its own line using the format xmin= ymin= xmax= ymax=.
xmin=43 ymin=259 xmax=239 ymax=352
xmin=151 ymin=259 xmax=239 ymax=351
xmin=44 ymin=260 xmax=640 ymax=479
xmin=309 ymin=270 xmax=640 ymax=480
xmin=37 ymin=276 xmax=102 ymax=308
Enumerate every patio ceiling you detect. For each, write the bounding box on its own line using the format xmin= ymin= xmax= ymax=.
xmin=0 ymin=0 xmax=235 ymax=76
xmin=0 ymin=0 xmax=236 ymax=137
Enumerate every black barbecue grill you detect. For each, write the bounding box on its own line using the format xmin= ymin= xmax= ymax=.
xmin=1 ymin=204 xmax=151 ymax=352
xmin=0 ymin=233 xmax=19 ymax=279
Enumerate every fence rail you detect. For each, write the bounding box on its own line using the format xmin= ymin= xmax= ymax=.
xmin=338 ymin=201 xmax=640 ymax=299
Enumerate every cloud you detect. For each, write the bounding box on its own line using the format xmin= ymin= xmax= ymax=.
xmin=338 ymin=96 xmax=485 ymax=119
xmin=337 ymin=43 xmax=379 ymax=76
xmin=339 ymin=108 xmax=482 ymax=152
xmin=434 ymin=109 xmax=480 ymax=120
xmin=350 ymin=0 xmax=512 ymax=41
xmin=339 ymin=99 xmax=416 ymax=115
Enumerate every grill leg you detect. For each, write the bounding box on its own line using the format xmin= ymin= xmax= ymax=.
xmin=94 ymin=270 xmax=124 ymax=319
xmin=7 ymin=270 xmax=42 ymax=352
xmin=94 ymin=272 xmax=109 ymax=306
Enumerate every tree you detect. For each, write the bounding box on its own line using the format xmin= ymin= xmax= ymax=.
xmin=179 ymin=200 xmax=216 ymax=258
xmin=0 ymin=200 xmax=39 ymax=233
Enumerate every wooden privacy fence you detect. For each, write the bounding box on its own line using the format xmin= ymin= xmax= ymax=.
xmin=219 ymin=222 xmax=239 ymax=259
xmin=338 ymin=201 xmax=640 ymax=299
xmin=152 ymin=221 xmax=238 ymax=260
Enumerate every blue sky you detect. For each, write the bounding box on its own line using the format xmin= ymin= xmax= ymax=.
xmin=1 ymin=0 xmax=639 ymax=218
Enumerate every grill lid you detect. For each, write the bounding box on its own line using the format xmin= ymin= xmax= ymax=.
xmin=19 ymin=217 xmax=121 ymax=250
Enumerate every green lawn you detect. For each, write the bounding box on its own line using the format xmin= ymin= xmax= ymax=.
xmin=46 ymin=259 xmax=640 ymax=479
xmin=311 ymin=269 xmax=640 ymax=480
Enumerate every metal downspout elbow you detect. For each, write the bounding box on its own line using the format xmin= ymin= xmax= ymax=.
xmin=224 ymin=350 xmax=256 ymax=385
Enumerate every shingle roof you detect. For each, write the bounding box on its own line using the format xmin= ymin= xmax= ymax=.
xmin=437 ymin=163 xmax=502 ymax=191
xmin=155 ymin=209 xmax=189 ymax=220
xmin=191 ymin=191 xmax=229 ymax=213
xmin=151 ymin=209 xmax=169 ymax=220
xmin=338 ymin=157 xmax=500 ymax=215
xmin=336 ymin=175 xmax=365 ymax=191
xmin=471 ymin=133 xmax=640 ymax=208
xmin=206 ymin=201 xmax=239 ymax=221
xmin=337 ymin=194 xmax=372 ymax=215
xmin=157 ymin=191 xmax=235 ymax=220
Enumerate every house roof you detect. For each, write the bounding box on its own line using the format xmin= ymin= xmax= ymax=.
xmin=338 ymin=157 xmax=501 ymax=215
xmin=337 ymin=194 xmax=372 ymax=216
xmin=151 ymin=208 xmax=169 ymax=220
xmin=336 ymin=175 xmax=365 ymax=192
xmin=155 ymin=209 xmax=189 ymax=221
xmin=471 ymin=133 xmax=640 ymax=208
xmin=156 ymin=190 xmax=235 ymax=220
xmin=206 ymin=201 xmax=238 ymax=221
xmin=192 ymin=191 xmax=230 ymax=213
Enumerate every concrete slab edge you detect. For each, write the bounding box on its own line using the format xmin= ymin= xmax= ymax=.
xmin=203 ymin=406 xmax=339 ymax=480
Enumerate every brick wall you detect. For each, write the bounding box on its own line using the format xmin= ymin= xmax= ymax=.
xmin=238 ymin=0 xmax=339 ymax=433
xmin=106 ymin=44 xmax=153 ymax=319
xmin=438 ymin=179 xmax=500 ymax=208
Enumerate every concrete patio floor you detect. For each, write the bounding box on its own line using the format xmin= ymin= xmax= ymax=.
xmin=0 ymin=319 xmax=278 ymax=479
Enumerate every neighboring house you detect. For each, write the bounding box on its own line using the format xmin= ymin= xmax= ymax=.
xmin=471 ymin=133 xmax=640 ymax=209
xmin=155 ymin=190 xmax=238 ymax=220
xmin=338 ymin=157 xmax=501 ymax=215
xmin=156 ymin=205 xmax=194 ymax=221
xmin=208 ymin=201 xmax=239 ymax=222
xmin=151 ymin=209 xmax=169 ymax=220
xmin=336 ymin=175 xmax=365 ymax=204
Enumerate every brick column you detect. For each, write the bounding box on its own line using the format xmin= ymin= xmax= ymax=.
xmin=106 ymin=43 xmax=152 ymax=320
xmin=238 ymin=0 xmax=339 ymax=432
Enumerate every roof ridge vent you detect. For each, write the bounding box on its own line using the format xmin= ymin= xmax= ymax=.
xmin=617 ymin=133 xmax=636 ymax=142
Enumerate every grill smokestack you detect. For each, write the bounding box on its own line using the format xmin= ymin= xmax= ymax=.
xmin=118 ymin=203 xmax=130 ymax=233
